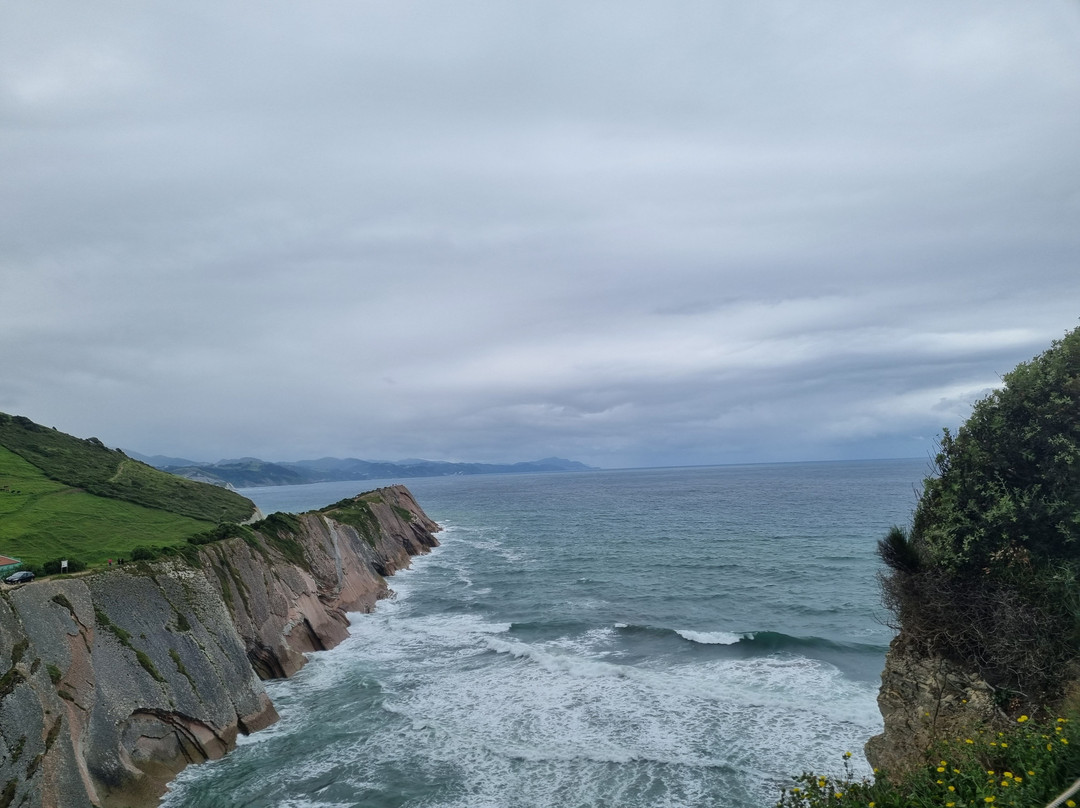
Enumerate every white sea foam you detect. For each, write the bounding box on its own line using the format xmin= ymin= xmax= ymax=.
xmin=675 ymin=629 xmax=743 ymax=645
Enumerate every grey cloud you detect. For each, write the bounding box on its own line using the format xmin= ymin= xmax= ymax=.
xmin=2 ymin=1 xmax=1078 ymax=467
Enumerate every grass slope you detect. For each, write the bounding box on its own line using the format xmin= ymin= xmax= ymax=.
xmin=0 ymin=413 xmax=254 ymax=523
xmin=0 ymin=446 xmax=217 ymax=567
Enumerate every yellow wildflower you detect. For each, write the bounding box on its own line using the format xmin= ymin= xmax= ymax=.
xmin=948 ymin=785 xmax=955 ymax=792
xmin=1018 ymin=715 xmax=1029 ymax=722
xmin=965 ymin=739 xmax=974 ymax=744
xmin=1067 ymin=801 xmax=1076 ymax=808
xmin=937 ymin=767 xmax=946 ymax=773
xmin=985 ymin=797 xmax=995 ymax=803
xmin=1062 ymin=738 xmax=1069 ymax=745
xmin=1003 ymin=772 xmax=1013 ymax=779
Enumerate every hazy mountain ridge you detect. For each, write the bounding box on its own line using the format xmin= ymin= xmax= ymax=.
xmin=126 ymin=451 xmax=597 ymax=488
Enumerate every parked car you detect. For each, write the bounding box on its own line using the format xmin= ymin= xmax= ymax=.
xmin=3 ymin=570 xmax=34 ymax=584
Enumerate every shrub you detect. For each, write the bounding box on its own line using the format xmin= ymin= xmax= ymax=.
xmin=880 ymin=325 xmax=1080 ymax=706
xmin=40 ymin=557 xmax=86 ymax=576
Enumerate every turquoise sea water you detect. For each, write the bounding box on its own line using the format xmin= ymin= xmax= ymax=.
xmin=161 ymin=459 xmax=927 ymax=808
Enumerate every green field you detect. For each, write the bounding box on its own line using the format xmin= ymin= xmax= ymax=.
xmin=0 ymin=413 xmax=254 ymax=524
xmin=0 ymin=446 xmax=218 ymax=567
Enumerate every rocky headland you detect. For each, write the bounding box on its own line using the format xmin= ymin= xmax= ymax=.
xmin=0 ymin=485 xmax=439 ymax=808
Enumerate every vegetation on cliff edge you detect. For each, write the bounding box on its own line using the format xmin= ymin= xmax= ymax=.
xmin=781 ymin=324 xmax=1080 ymax=808
xmin=881 ymin=325 xmax=1080 ymax=709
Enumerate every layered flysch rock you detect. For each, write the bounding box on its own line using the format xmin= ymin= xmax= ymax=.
xmin=0 ymin=485 xmax=439 ymax=808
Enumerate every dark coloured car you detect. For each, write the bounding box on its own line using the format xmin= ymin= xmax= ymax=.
xmin=3 ymin=571 xmax=34 ymax=584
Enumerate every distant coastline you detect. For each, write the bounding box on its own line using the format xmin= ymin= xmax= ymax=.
xmin=127 ymin=452 xmax=598 ymax=488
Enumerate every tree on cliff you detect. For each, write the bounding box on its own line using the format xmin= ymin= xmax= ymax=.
xmin=881 ymin=323 xmax=1080 ymax=709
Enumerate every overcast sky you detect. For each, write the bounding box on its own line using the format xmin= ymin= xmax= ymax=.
xmin=2 ymin=1 xmax=1078 ymax=469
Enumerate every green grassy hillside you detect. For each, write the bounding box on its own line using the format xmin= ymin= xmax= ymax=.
xmin=0 ymin=413 xmax=257 ymax=569
xmin=0 ymin=447 xmax=218 ymax=566
xmin=0 ymin=413 xmax=254 ymax=523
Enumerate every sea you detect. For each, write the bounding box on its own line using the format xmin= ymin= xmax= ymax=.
xmin=160 ymin=458 xmax=928 ymax=808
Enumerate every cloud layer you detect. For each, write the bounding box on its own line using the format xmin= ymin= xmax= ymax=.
xmin=2 ymin=1 xmax=1079 ymax=467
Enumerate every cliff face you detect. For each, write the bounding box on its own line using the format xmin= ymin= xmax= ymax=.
xmin=0 ymin=485 xmax=439 ymax=808
xmin=865 ymin=636 xmax=999 ymax=776
xmin=203 ymin=485 xmax=440 ymax=679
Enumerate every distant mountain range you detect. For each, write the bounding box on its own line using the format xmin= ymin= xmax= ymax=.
xmin=125 ymin=452 xmax=597 ymax=488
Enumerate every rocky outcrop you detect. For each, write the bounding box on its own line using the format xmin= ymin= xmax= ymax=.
xmin=0 ymin=485 xmax=439 ymax=808
xmin=865 ymin=636 xmax=1000 ymax=776
xmin=203 ymin=485 xmax=440 ymax=679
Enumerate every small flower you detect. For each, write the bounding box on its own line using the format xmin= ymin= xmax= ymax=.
xmin=1028 ymin=771 xmax=1036 ymax=776
xmin=1067 ymin=801 xmax=1076 ymax=808
xmin=1003 ymin=772 xmax=1013 ymax=779
xmin=984 ymin=797 xmax=995 ymax=804
xmin=1018 ymin=715 xmax=1029 ymax=723
xmin=937 ymin=767 xmax=946 ymax=773
xmin=965 ymin=739 xmax=974 ymax=744
xmin=1062 ymin=738 xmax=1070 ymax=745
xmin=947 ymin=803 xmax=955 ymax=807
xmin=1000 ymin=743 xmax=1007 ymax=748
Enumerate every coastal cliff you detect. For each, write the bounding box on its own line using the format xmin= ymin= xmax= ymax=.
xmin=0 ymin=485 xmax=439 ymax=808
xmin=864 ymin=638 xmax=1001 ymax=776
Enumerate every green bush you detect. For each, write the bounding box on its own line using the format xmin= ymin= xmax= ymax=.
xmin=880 ymin=325 xmax=1080 ymax=705
xmin=41 ymin=557 xmax=86 ymax=576
xmin=910 ymin=325 xmax=1080 ymax=573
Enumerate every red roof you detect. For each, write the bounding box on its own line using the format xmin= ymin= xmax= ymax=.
xmin=0 ymin=556 xmax=20 ymax=566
